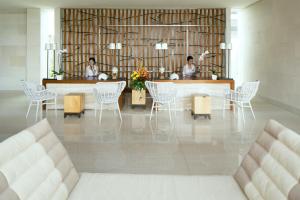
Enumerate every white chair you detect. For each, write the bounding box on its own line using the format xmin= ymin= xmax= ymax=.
xmin=223 ymin=81 xmax=260 ymax=123
xmin=145 ymin=81 xmax=177 ymax=122
xmin=93 ymin=81 xmax=126 ymax=123
xmin=21 ymin=80 xmax=57 ymax=121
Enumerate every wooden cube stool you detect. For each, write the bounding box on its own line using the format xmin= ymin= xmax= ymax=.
xmin=191 ymin=94 xmax=211 ymax=120
xmin=64 ymin=93 xmax=85 ymax=118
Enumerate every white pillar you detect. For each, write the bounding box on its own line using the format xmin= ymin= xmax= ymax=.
xmin=54 ymin=8 xmax=61 ymax=69
xmin=225 ymin=8 xmax=231 ymax=79
xmin=26 ymin=8 xmax=41 ymax=83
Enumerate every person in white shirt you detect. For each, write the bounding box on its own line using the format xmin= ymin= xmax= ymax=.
xmin=85 ymin=57 xmax=99 ymax=77
xmin=182 ymin=56 xmax=196 ymax=78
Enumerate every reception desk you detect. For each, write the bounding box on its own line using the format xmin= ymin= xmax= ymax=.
xmin=43 ymin=78 xmax=234 ymax=110
xmin=156 ymin=79 xmax=234 ymax=110
xmin=42 ymin=78 xmax=125 ymax=110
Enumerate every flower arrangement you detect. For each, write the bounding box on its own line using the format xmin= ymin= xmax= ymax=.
xmin=130 ymin=58 xmax=149 ymax=91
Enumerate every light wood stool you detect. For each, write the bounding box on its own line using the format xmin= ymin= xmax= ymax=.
xmin=64 ymin=93 xmax=85 ymax=118
xmin=191 ymin=94 xmax=211 ymax=120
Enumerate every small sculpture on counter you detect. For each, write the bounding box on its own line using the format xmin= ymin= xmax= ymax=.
xmin=169 ymin=73 xmax=179 ymax=80
xmin=159 ymin=67 xmax=165 ymax=79
xmin=98 ymin=73 xmax=108 ymax=80
xmin=112 ymin=67 xmax=118 ymax=79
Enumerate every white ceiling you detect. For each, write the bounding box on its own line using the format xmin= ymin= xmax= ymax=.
xmin=0 ymin=0 xmax=259 ymax=9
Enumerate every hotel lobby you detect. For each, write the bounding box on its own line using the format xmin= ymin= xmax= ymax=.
xmin=1 ymin=0 xmax=300 ymax=199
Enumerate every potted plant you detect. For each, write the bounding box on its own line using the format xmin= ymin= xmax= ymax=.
xmin=130 ymin=59 xmax=149 ymax=107
xmin=210 ymin=69 xmax=218 ymax=80
xmin=52 ymin=68 xmax=64 ymax=80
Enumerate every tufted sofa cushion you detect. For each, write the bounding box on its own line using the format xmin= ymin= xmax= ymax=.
xmin=0 ymin=119 xmax=79 ymax=200
xmin=234 ymin=120 xmax=300 ymax=200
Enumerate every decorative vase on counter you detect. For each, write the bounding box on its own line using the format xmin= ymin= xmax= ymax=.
xmin=56 ymin=75 xmax=63 ymax=80
xmin=212 ymin=74 xmax=218 ymax=80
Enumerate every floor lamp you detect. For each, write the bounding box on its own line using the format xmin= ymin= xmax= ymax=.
xmin=155 ymin=42 xmax=168 ymax=78
xmin=108 ymin=42 xmax=122 ymax=79
xmin=220 ymin=43 xmax=232 ymax=79
xmin=45 ymin=43 xmax=57 ymax=79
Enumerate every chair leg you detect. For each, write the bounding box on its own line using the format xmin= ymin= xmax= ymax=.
xmin=99 ymin=103 xmax=103 ymax=123
xmin=26 ymin=101 xmax=32 ymax=119
xmin=223 ymin=99 xmax=226 ymax=118
xmin=249 ymin=102 xmax=256 ymax=119
xmin=54 ymin=98 xmax=57 ymax=116
xmin=150 ymin=101 xmax=154 ymax=121
xmin=94 ymin=103 xmax=98 ymax=117
xmin=113 ymin=103 xmax=116 ymax=116
xmin=35 ymin=102 xmax=40 ymax=122
xmin=241 ymin=103 xmax=245 ymax=124
xmin=168 ymin=103 xmax=172 ymax=123
xmin=117 ymin=103 xmax=122 ymax=121
xmin=173 ymin=99 xmax=177 ymax=117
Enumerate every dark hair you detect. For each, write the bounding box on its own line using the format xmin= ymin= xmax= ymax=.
xmin=187 ymin=56 xmax=193 ymax=61
xmin=89 ymin=57 xmax=96 ymax=63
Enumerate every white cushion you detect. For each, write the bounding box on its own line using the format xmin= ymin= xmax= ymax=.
xmin=0 ymin=119 xmax=79 ymax=200
xmin=69 ymin=173 xmax=247 ymax=200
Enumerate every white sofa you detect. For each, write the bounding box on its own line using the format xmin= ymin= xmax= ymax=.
xmin=0 ymin=119 xmax=299 ymax=200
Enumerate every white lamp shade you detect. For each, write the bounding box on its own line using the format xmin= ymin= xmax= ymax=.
xmin=45 ymin=43 xmax=58 ymax=50
xmin=155 ymin=43 xmax=162 ymax=50
xmin=115 ymin=43 xmax=122 ymax=50
xmin=108 ymin=43 xmax=116 ymax=49
xmin=161 ymin=43 xmax=168 ymax=50
xmin=204 ymin=50 xmax=209 ymax=54
xmin=226 ymin=43 xmax=232 ymax=50
xmin=155 ymin=43 xmax=168 ymax=50
xmin=220 ymin=43 xmax=226 ymax=49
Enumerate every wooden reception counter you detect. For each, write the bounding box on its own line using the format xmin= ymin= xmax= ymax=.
xmin=155 ymin=79 xmax=234 ymax=110
xmin=43 ymin=78 xmax=234 ymax=110
xmin=42 ymin=78 xmax=125 ymax=110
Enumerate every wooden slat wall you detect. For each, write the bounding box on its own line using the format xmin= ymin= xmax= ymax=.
xmin=62 ymin=8 xmax=226 ymax=81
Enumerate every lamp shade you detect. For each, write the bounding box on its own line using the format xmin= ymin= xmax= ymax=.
xmin=155 ymin=43 xmax=162 ymax=50
xmin=45 ymin=43 xmax=57 ymax=50
xmin=226 ymin=43 xmax=232 ymax=50
xmin=108 ymin=43 xmax=116 ymax=49
xmin=161 ymin=43 xmax=168 ymax=50
xmin=220 ymin=43 xmax=226 ymax=49
xmin=115 ymin=43 xmax=122 ymax=50
xmin=155 ymin=43 xmax=168 ymax=50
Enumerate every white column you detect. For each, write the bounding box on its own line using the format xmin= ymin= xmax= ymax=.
xmin=54 ymin=8 xmax=61 ymax=69
xmin=225 ymin=8 xmax=231 ymax=79
xmin=26 ymin=8 xmax=41 ymax=84
xmin=40 ymin=8 xmax=55 ymax=80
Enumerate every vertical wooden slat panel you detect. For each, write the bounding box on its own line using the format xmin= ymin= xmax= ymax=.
xmin=62 ymin=8 xmax=226 ymax=80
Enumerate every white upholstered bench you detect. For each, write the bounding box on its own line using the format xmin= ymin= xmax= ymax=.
xmin=0 ymin=119 xmax=299 ymax=200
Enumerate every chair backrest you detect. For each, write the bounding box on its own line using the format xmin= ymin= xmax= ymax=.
xmin=234 ymin=119 xmax=300 ymax=200
xmin=145 ymin=81 xmax=176 ymax=103
xmin=94 ymin=81 xmax=126 ymax=103
xmin=239 ymin=81 xmax=260 ymax=102
xmin=0 ymin=119 xmax=79 ymax=200
xmin=20 ymin=80 xmax=44 ymax=100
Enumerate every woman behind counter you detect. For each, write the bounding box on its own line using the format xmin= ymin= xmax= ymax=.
xmin=85 ymin=57 xmax=99 ymax=78
xmin=182 ymin=56 xmax=196 ymax=78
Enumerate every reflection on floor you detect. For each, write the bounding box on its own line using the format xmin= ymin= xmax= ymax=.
xmin=1 ymin=91 xmax=300 ymax=175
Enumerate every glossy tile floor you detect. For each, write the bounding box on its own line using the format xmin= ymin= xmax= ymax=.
xmin=1 ymin=91 xmax=300 ymax=175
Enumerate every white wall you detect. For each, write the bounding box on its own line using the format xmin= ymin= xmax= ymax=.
xmin=0 ymin=9 xmax=27 ymax=90
xmin=240 ymin=0 xmax=300 ymax=111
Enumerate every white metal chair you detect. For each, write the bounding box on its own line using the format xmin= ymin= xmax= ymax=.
xmin=21 ymin=80 xmax=57 ymax=121
xmin=145 ymin=81 xmax=177 ymax=122
xmin=93 ymin=81 xmax=126 ymax=123
xmin=223 ymin=81 xmax=260 ymax=123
